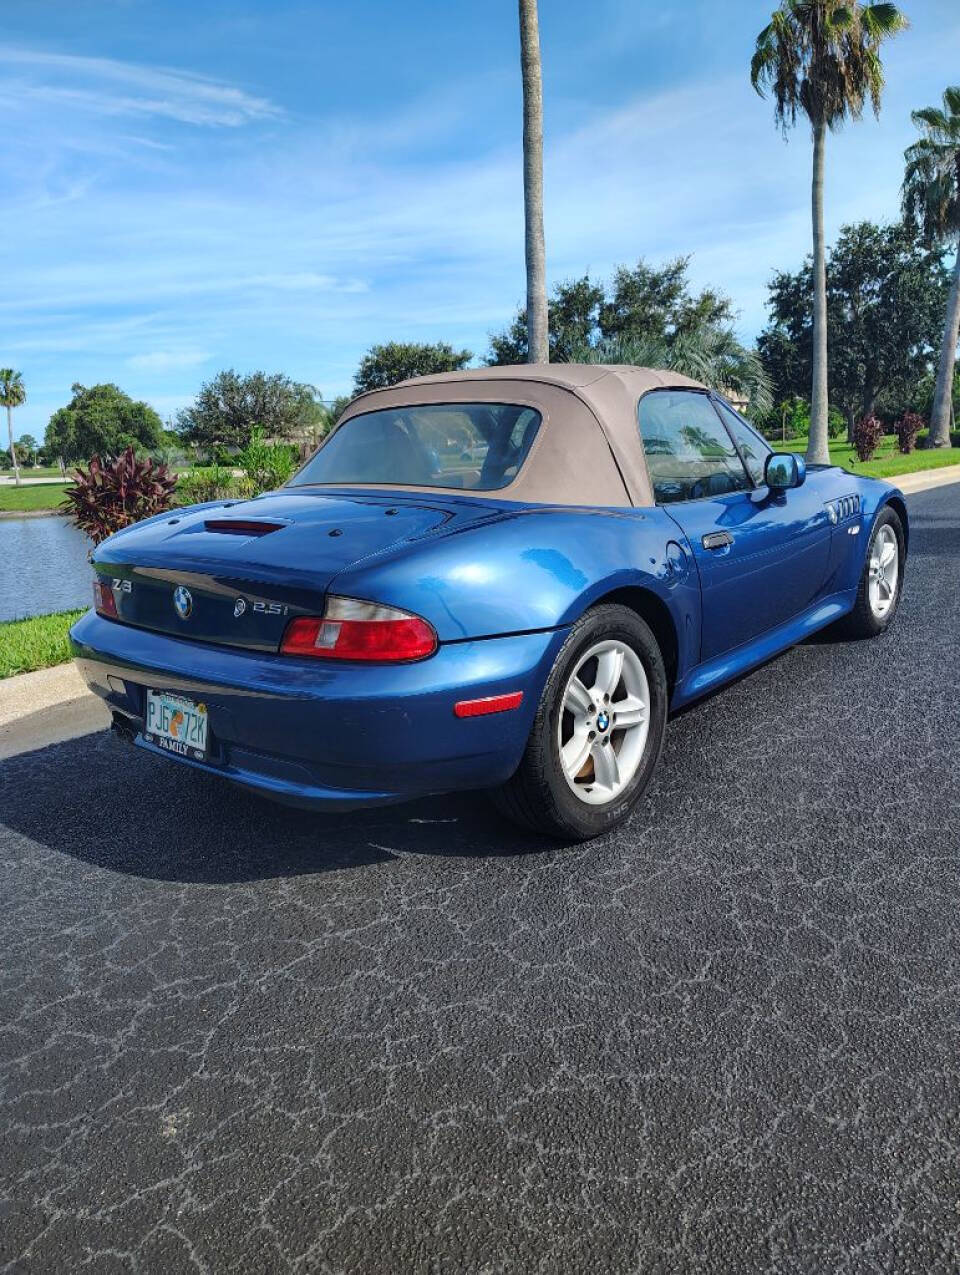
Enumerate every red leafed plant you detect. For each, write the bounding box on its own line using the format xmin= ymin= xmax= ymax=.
xmin=851 ymin=414 xmax=885 ymax=463
xmin=896 ymin=411 xmax=924 ymax=455
xmin=62 ymin=447 xmax=178 ymax=544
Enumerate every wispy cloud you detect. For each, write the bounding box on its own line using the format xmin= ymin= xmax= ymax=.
xmin=0 ymin=49 xmax=280 ymax=127
xmin=126 ymin=350 xmax=211 ymax=372
xmin=4 ymin=0 xmax=956 ymax=440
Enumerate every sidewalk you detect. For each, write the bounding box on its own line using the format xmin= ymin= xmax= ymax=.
xmin=0 ymin=663 xmax=109 ymax=760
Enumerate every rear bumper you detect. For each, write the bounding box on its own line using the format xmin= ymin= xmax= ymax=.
xmin=70 ymin=610 xmax=565 ymax=809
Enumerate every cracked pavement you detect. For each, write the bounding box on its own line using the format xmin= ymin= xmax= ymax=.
xmin=1 ymin=484 xmax=959 ymax=1273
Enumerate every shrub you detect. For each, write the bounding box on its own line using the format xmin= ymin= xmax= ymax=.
xmin=827 ymin=406 xmax=847 ymax=439
xmin=851 ymin=414 xmax=885 ymax=463
xmin=62 ymin=447 xmax=177 ymax=544
xmin=177 ymin=464 xmax=244 ymax=505
xmin=896 ymin=411 xmax=924 ymax=455
xmin=239 ymin=427 xmax=297 ymax=495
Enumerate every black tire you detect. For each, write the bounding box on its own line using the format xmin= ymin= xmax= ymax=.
xmin=834 ymin=505 xmax=906 ymax=639
xmin=491 ymin=604 xmax=668 ymax=841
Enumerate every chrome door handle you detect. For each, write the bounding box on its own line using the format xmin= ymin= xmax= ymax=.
xmin=702 ymin=531 xmax=733 ymax=550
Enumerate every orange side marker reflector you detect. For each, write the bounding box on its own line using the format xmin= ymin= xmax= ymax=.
xmin=454 ymin=691 xmax=524 ymax=718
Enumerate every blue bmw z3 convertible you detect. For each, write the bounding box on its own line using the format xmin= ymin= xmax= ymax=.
xmin=71 ymin=365 xmax=907 ymax=840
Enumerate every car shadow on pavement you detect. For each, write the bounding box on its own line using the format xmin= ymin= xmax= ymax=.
xmin=0 ymin=730 xmax=557 ymax=884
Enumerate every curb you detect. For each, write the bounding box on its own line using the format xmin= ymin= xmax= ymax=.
xmin=0 ymin=509 xmax=66 ymax=520
xmin=0 ymin=664 xmax=110 ymax=760
xmin=890 ymin=464 xmax=960 ymax=494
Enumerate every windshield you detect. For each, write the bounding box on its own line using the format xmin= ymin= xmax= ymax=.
xmin=291 ymin=402 xmax=542 ymax=491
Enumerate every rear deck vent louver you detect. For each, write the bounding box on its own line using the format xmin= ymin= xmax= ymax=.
xmin=203 ymin=519 xmax=285 ymax=537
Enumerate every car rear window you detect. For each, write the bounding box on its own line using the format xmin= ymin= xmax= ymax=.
xmin=291 ymin=403 xmax=542 ymax=491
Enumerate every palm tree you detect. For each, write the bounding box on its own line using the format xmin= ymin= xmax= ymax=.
xmin=518 ymin=0 xmax=548 ymax=363
xmin=902 ymin=86 xmax=960 ymax=448
xmin=566 ymin=327 xmax=774 ymax=418
xmin=0 ymin=369 xmax=26 ymax=487
xmin=751 ymin=1 xmax=908 ymax=466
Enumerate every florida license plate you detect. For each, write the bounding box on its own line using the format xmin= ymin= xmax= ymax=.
xmin=144 ymin=690 xmax=208 ymax=760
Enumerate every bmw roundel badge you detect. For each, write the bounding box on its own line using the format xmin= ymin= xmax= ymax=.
xmin=173 ymin=586 xmax=193 ymax=620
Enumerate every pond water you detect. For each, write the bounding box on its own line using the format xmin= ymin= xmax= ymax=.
xmin=0 ymin=516 xmax=94 ymax=622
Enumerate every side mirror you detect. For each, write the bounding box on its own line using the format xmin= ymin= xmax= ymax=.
xmin=765 ymin=452 xmax=806 ymax=491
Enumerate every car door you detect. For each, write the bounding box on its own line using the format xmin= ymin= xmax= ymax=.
xmin=637 ymin=389 xmax=832 ymax=663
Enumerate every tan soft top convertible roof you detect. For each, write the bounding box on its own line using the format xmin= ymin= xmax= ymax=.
xmin=333 ymin=364 xmax=707 ymax=508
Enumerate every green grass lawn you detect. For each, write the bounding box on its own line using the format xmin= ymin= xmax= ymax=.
xmin=0 ymin=483 xmax=71 ymax=513
xmin=770 ymin=430 xmax=960 ymax=480
xmin=1 ymin=466 xmax=69 ymax=479
xmin=0 ymin=608 xmax=86 ymax=679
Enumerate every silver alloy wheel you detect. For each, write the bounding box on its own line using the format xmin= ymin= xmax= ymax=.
xmin=868 ymin=524 xmax=899 ymax=618
xmin=557 ymin=638 xmax=651 ymax=806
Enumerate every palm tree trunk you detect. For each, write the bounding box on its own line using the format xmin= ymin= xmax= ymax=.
xmin=928 ymin=242 xmax=960 ymax=448
xmin=518 ymin=0 xmax=548 ymax=364
xmin=807 ymin=121 xmax=830 ymax=466
xmin=6 ymin=405 xmax=20 ymax=487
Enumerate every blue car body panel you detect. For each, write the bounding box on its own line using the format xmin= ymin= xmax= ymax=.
xmin=70 ymin=382 xmax=907 ymax=814
xmin=71 ymin=608 xmax=567 ymax=806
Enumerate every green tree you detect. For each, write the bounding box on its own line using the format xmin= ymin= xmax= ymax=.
xmin=751 ymin=0 xmax=908 ymax=465
xmin=45 ymin=383 xmax=164 ymax=466
xmin=328 ymin=395 xmax=353 ymax=424
xmin=599 ymin=259 xmax=733 ymax=343
xmin=759 ymin=221 xmax=949 ymax=434
xmin=176 ymin=370 xmax=322 ymax=453
xmin=0 ymin=369 xmax=26 ymax=486
xmin=519 ymin=0 xmax=548 ymax=363
xmin=488 ymin=259 xmax=734 ymax=365
xmin=575 ymin=327 xmax=773 ymax=418
xmin=352 ymin=342 xmax=472 ymax=394
xmin=488 ymin=275 xmax=604 ymax=362
xmin=16 ymin=434 xmax=38 ymax=466
xmin=902 ymin=85 xmax=960 ymax=447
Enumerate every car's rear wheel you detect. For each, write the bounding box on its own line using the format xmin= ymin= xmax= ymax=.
xmin=492 ymin=604 xmax=668 ymax=841
xmin=835 ymin=506 xmax=905 ymax=639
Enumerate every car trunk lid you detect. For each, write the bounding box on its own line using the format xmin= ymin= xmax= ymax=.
xmin=92 ymin=490 xmax=484 ymax=651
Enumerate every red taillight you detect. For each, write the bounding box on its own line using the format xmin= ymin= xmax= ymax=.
xmin=454 ymin=692 xmax=524 ymax=718
xmin=92 ymin=578 xmax=118 ymax=618
xmin=281 ymin=596 xmax=437 ymax=662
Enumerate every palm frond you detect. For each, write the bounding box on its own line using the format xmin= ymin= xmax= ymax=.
xmin=568 ymin=328 xmax=773 ymax=417
xmin=860 ymin=2 xmax=910 ymax=35
xmin=752 ymin=0 xmax=906 ymax=131
xmin=902 ymin=85 xmax=960 ymax=243
xmin=0 ymin=368 xmax=26 ymax=411
xmin=911 ymin=105 xmax=951 ymax=133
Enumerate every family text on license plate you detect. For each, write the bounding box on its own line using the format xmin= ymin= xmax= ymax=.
xmin=145 ymin=691 xmax=208 ymax=760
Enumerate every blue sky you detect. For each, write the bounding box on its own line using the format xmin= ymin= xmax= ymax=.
xmin=4 ymin=0 xmax=958 ymax=440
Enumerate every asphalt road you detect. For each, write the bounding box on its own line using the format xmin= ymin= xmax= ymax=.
xmin=2 ymin=484 xmax=959 ymax=1274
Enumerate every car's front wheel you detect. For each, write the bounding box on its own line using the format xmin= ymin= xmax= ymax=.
xmin=492 ymin=604 xmax=668 ymax=841
xmin=835 ymin=505 xmax=906 ymax=639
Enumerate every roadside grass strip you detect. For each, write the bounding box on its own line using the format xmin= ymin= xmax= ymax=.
xmin=0 ymin=609 xmax=86 ymax=679
xmin=0 ymin=483 xmax=71 ymax=513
